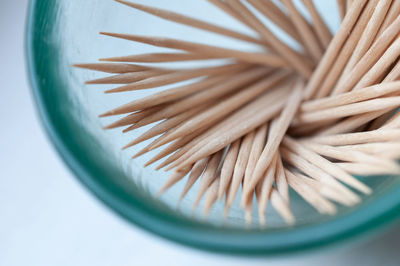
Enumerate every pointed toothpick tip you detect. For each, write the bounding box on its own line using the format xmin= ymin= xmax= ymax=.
xmin=121 ymin=143 xmax=133 ymax=150
xmin=98 ymin=111 xmax=113 ymax=118
xmin=102 ymin=124 xmax=115 ymax=130
xmin=223 ymin=205 xmax=230 ymax=218
xmin=122 ymin=126 xmax=134 ymax=133
xmin=131 ymin=153 xmax=141 ymax=160
xmin=104 ymin=88 xmax=117 ymax=94
xmin=115 ymin=0 xmax=130 ymax=4
xmin=147 ymin=141 xmax=163 ymax=151
xmin=144 ymin=153 xmax=165 ymax=167
xmin=240 ymin=192 xmax=249 ymax=208
xmin=131 ymin=148 xmax=149 ymax=159
xmin=148 ymin=138 xmax=169 ymax=150
xmin=154 ymin=158 xmax=172 ymax=170
xmin=154 ymin=163 xmax=164 ymax=170
xmin=164 ymin=164 xmax=174 ymax=172
xmin=143 ymin=160 xmax=153 ymax=167
xmin=72 ymin=63 xmax=88 ymax=69
xmin=73 ymin=63 xmax=110 ymax=70
xmin=217 ymin=193 xmax=224 ymax=202
xmin=115 ymin=0 xmax=146 ymax=10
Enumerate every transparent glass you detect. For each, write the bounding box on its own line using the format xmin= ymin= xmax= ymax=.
xmin=26 ymin=0 xmax=400 ymax=255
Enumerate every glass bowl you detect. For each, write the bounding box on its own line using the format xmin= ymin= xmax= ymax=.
xmin=26 ymin=0 xmax=400 ymax=255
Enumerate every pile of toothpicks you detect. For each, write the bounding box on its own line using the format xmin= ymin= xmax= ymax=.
xmin=75 ymin=0 xmax=400 ymax=226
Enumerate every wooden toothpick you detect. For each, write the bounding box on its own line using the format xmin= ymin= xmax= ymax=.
xmin=193 ymin=150 xmax=223 ymax=210
xmin=73 ymin=63 xmax=151 ymax=73
xmin=275 ymin=153 xmax=289 ymax=205
xmin=115 ymin=0 xmax=266 ymax=46
xmin=224 ymin=132 xmax=255 ymax=216
xmin=296 ymin=96 xmax=400 ymax=125
xmin=301 ymin=141 xmax=400 ymax=172
xmin=280 ymin=146 xmax=360 ymax=204
xmin=291 ymin=170 xmax=352 ymax=207
xmin=317 ymin=109 xmax=391 ymax=136
xmin=247 ymin=0 xmax=304 ymax=44
xmin=314 ymin=0 xmax=378 ymax=99
xmin=286 ymin=169 xmax=337 ymax=215
xmin=283 ymin=136 xmax=371 ymax=194
xmin=257 ymin=154 xmax=278 ymax=227
xmin=302 ymin=0 xmax=333 ymax=49
xmin=206 ymin=0 xmax=265 ymax=35
xmin=100 ymin=52 xmax=222 ymax=63
xmin=100 ymin=32 xmax=288 ymax=68
xmin=300 ymin=81 xmax=400 ymax=112
xmin=309 ymin=129 xmax=400 ymax=146
xmin=304 ymin=0 xmax=368 ymax=99
xmin=85 ymin=69 xmax=171 ymax=84
xmin=345 ymin=0 xmax=392 ymax=72
xmin=179 ymin=156 xmax=209 ymax=203
xmin=227 ymin=0 xmax=313 ymax=78
xmin=270 ymin=189 xmax=295 ymax=225
xmin=145 ymin=131 xmax=202 ymax=167
xmin=337 ymin=0 xmax=347 ymax=21
xmin=243 ymin=124 xmax=268 ymax=192
xmin=354 ymin=36 xmax=400 ymax=91
xmin=157 ymin=166 xmax=192 ymax=196
xmin=203 ymin=175 xmax=220 ymax=216
xmin=336 ymin=162 xmax=397 ymax=175
xmin=281 ymin=0 xmax=324 ymax=62
xmin=218 ymin=139 xmax=240 ymax=201
xmin=103 ymin=105 xmax=165 ymax=129
xmin=242 ymin=78 xmax=303 ymax=205
xmin=332 ymin=14 xmax=400 ymax=94
xmin=375 ymin=0 xmax=400 ymax=38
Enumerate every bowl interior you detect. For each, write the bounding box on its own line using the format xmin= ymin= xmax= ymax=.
xmin=27 ymin=0 xmax=400 ymax=254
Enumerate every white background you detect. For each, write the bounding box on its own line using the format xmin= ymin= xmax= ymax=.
xmin=1 ymin=1 xmax=400 ymax=265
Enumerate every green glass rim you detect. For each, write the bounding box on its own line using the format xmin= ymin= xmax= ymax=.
xmin=25 ymin=0 xmax=400 ymax=255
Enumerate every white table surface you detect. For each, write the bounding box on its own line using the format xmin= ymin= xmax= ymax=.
xmin=1 ymin=1 xmax=400 ymax=265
